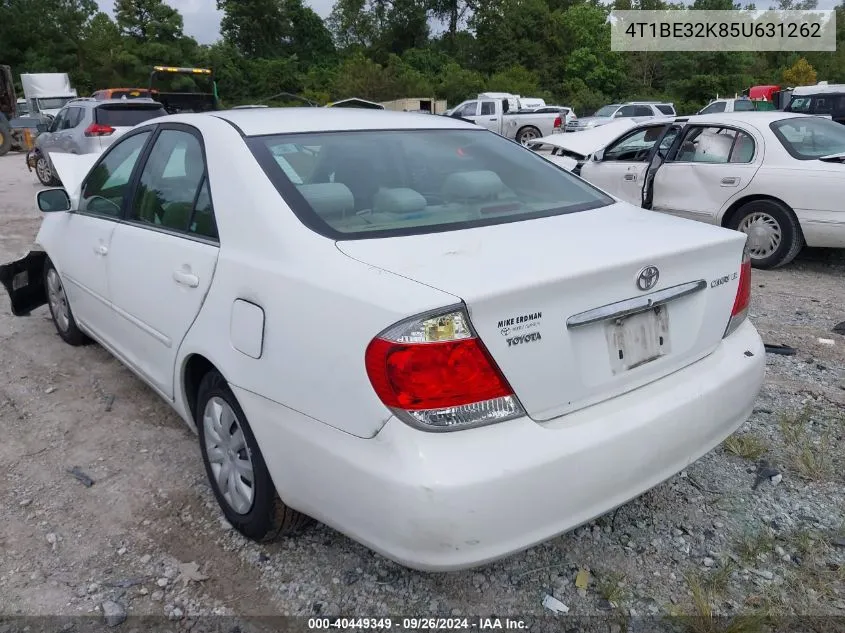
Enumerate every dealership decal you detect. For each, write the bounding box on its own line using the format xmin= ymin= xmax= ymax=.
xmin=498 ymin=312 xmax=542 ymax=336
xmin=506 ymin=332 xmax=542 ymax=347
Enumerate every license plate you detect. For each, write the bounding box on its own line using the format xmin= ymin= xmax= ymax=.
xmin=606 ymin=307 xmax=670 ymax=374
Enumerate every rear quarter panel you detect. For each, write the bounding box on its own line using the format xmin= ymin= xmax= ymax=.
xmin=173 ymin=117 xmax=458 ymax=438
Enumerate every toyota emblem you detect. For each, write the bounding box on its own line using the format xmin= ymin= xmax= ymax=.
xmin=636 ymin=265 xmax=659 ymax=291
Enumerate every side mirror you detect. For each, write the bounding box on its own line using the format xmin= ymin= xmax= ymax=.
xmin=36 ymin=188 xmax=71 ymax=212
xmin=592 ymin=149 xmax=605 ymax=162
xmin=613 ymin=112 xmax=624 ymax=118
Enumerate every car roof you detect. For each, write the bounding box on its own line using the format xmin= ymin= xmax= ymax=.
xmin=205 ymin=107 xmax=477 ymax=136
xmin=70 ymin=98 xmax=163 ymax=109
xmin=682 ymin=111 xmax=814 ymax=126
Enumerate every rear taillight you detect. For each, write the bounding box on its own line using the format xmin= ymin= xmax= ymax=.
xmin=84 ymin=123 xmax=115 ymax=137
xmin=365 ymin=307 xmax=525 ymax=431
xmin=553 ymin=116 xmax=562 ymax=128
xmin=723 ymin=245 xmax=751 ymax=338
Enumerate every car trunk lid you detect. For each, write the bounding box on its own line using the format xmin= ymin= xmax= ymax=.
xmin=338 ymin=204 xmax=748 ymax=422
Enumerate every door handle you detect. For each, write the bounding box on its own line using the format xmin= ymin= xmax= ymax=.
xmin=173 ymin=270 xmax=199 ymax=288
xmin=488 ymin=117 xmax=497 ymax=121
xmin=721 ymin=177 xmax=739 ymax=186
xmin=624 ymin=173 xmax=637 ymax=181
xmin=93 ymin=244 xmax=108 ymax=256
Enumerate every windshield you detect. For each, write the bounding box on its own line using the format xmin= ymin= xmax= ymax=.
xmin=770 ymin=117 xmax=845 ymax=159
xmin=248 ymin=129 xmax=613 ymax=239
xmin=594 ymin=105 xmax=620 ymax=117
xmin=37 ymin=97 xmax=73 ymax=110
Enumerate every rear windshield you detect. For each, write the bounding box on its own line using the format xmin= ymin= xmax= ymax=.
xmin=248 ymin=129 xmax=614 ymax=239
xmin=95 ymin=105 xmax=167 ymax=127
xmin=770 ymin=117 xmax=845 ymax=159
xmin=655 ymin=104 xmax=675 ymax=115
xmin=111 ymin=90 xmax=150 ymax=99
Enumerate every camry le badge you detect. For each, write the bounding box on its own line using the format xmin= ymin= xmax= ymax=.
xmin=636 ymin=265 xmax=659 ymax=291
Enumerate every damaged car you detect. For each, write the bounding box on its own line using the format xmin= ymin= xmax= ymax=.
xmin=0 ymin=109 xmax=764 ymax=571
xmin=530 ymin=112 xmax=845 ymax=269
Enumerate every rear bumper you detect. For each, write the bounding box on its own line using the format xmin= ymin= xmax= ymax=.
xmin=235 ymin=319 xmax=765 ymax=571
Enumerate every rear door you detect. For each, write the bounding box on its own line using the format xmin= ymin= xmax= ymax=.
xmin=580 ymin=123 xmax=674 ymax=205
xmin=105 ymin=124 xmax=219 ymax=397
xmin=650 ymin=124 xmax=762 ymax=223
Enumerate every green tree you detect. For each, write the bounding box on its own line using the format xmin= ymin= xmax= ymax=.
xmin=114 ymin=0 xmax=184 ymax=41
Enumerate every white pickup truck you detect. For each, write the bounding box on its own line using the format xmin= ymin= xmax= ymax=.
xmin=447 ymin=94 xmax=563 ymax=145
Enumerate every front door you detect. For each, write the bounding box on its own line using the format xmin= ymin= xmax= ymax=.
xmin=580 ymin=124 xmax=674 ymax=205
xmin=105 ymin=126 xmax=220 ymax=397
xmin=650 ymin=124 xmax=761 ymax=223
xmin=53 ymin=130 xmax=153 ymax=343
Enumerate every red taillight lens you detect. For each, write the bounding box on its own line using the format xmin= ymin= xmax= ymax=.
xmin=724 ymin=248 xmax=752 ymax=337
xmin=84 ymin=123 xmax=115 ymax=137
xmin=365 ymin=338 xmax=512 ymax=410
xmin=365 ymin=308 xmax=524 ymax=430
xmin=553 ymin=115 xmax=562 ymax=128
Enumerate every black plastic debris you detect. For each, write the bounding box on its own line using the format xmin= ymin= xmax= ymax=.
xmin=764 ymin=343 xmax=796 ymax=355
xmin=833 ymin=321 xmax=845 ymax=335
xmin=67 ymin=466 xmax=94 ymax=487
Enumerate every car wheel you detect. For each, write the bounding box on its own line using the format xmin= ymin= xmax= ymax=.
xmin=730 ymin=199 xmax=803 ymax=269
xmin=517 ymin=126 xmax=542 ymax=146
xmin=44 ymin=259 xmax=87 ymax=346
xmin=196 ymin=370 xmax=311 ymax=541
xmin=35 ymin=155 xmax=61 ymax=186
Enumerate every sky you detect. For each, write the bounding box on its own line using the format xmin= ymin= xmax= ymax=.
xmin=94 ymin=0 xmax=336 ymax=45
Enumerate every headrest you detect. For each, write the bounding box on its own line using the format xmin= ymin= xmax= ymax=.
xmin=297 ymin=183 xmax=354 ymax=219
xmin=441 ymin=170 xmax=504 ymax=201
xmin=373 ymin=188 xmax=427 ymax=215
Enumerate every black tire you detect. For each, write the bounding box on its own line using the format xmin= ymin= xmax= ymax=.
xmin=729 ymin=199 xmax=803 ymax=269
xmin=0 ymin=123 xmax=11 ymax=156
xmin=44 ymin=259 xmax=88 ymax=346
xmin=517 ymin=126 xmax=542 ymax=146
xmin=35 ymin=154 xmax=61 ymax=186
xmin=196 ymin=370 xmax=311 ymax=541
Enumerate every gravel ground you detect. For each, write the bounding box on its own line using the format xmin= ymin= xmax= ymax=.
xmin=0 ymin=152 xmax=843 ymax=630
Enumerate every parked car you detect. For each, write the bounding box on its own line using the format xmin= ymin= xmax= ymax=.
xmin=447 ymin=95 xmax=564 ymax=144
xmin=784 ymin=81 xmax=845 ymax=126
xmin=524 ymin=104 xmax=577 ymax=126
xmin=28 ymin=98 xmax=168 ymax=186
xmin=532 ymin=112 xmax=845 ymax=268
xmin=0 ymin=108 xmax=764 ymax=571
xmin=566 ymin=102 xmax=675 ymax=132
xmin=697 ymin=97 xmax=775 ymax=114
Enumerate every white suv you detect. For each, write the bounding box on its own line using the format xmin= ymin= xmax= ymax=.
xmin=566 ymin=102 xmax=675 ymax=132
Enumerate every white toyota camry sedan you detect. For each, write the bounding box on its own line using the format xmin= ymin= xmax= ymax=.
xmin=0 ymin=108 xmax=765 ymax=571
xmin=530 ymin=112 xmax=845 ymax=269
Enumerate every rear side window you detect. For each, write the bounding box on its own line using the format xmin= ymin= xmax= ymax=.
xmin=633 ymin=106 xmax=654 ymax=116
xmin=673 ymin=126 xmax=753 ymax=164
xmin=656 ymin=104 xmax=675 ymax=115
xmin=733 ymin=100 xmax=755 ymax=111
xmin=96 ymin=105 xmax=167 ymax=127
xmin=248 ymin=129 xmax=614 ymax=239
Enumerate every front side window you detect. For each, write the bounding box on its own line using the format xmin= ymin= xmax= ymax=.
xmin=673 ymin=126 xmax=747 ymax=164
xmin=617 ymin=105 xmax=637 ymax=117
xmin=771 ymin=116 xmax=845 ymax=159
xmin=248 ymin=129 xmax=613 ymax=239
xmin=700 ymin=101 xmax=727 ymax=114
xmin=130 ymin=129 xmax=206 ymax=232
xmin=80 ymin=131 xmax=151 ymax=217
xmin=455 ymin=101 xmax=478 ymax=117
xmin=733 ymin=99 xmax=755 ymax=112
xmin=604 ymin=126 xmax=668 ymax=162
